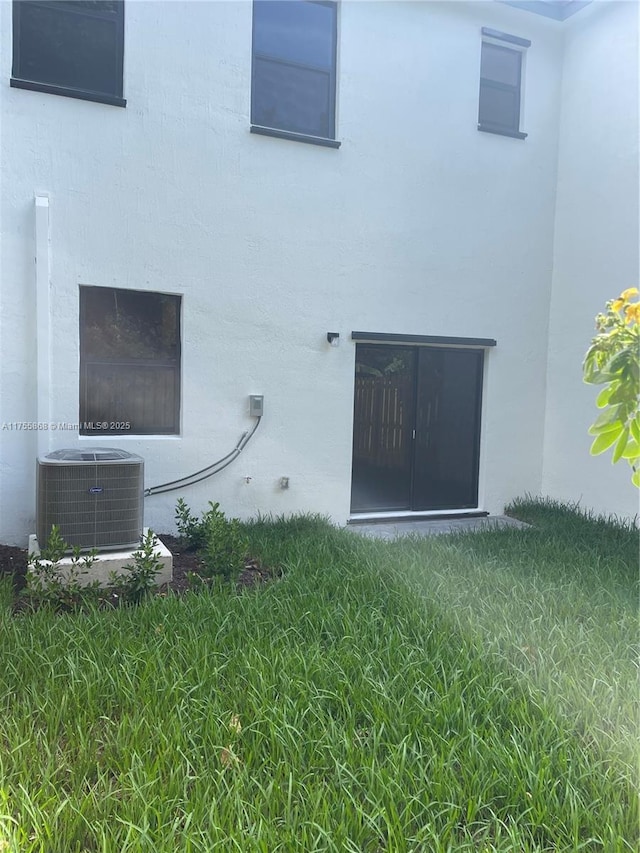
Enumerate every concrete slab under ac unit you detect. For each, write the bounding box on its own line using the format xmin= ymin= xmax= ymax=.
xmin=28 ymin=529 xmax=173 ymax=587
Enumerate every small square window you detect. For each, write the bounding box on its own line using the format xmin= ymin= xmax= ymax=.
xmin=478 ymin=40 xmax=526 ymax=139
xmin=79 ymin=287 xmax=181 ymax=435
xmin=251 ymin=0 xmax=338 ymax=144
xmin=11 ymin=0 xmax=126 ymax=106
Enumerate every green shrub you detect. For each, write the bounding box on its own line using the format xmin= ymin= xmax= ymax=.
xmin=26 ymin=525 xmax=100 ymax=611
xmin=27 ymin=527 xmax=164 ymax=611
xmin=109 ymin=529 xmax=164 ymax=604
xmin=175 ymin=497 xmax=207 ymax=549
xmin=176 ymin=499 xmax=248 ymax=584
xmin=200 ymin=503 xmax=248 ymax=583
xmin=583 ymin=287 xmax=640 ymax=486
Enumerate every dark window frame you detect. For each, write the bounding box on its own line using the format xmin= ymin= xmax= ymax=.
xmin=351 ymin=331 xmax=497 ymax=348
xmin=79 ymin=286 xmax=181 ymax=436
xmin=478 ymin=35 xmax=528 ymax=140
xmin=250 ymin=0 xmax=339 ymax=146
xmin=11 ymin=0 xmax=126 ymax=107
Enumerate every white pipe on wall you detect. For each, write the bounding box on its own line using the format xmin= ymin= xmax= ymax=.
xmin=35 ymin=195 xmax=51 ymax=457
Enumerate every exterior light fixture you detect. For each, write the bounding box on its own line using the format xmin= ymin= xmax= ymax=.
xmin=327 ymin=332 xmax=340 ymax=347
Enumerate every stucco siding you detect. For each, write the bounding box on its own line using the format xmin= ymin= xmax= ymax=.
xmin=542 ymin=0 xmax=640 ymax=520
xmin=0 ymin=1 xmax=585 ymax=544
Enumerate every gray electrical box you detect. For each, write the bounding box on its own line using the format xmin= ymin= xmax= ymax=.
xmin=249 ymin=395 xmax=264 ymax=417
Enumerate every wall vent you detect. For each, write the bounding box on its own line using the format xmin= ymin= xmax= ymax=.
xmin=37 ymin=448 xmax=144 ymax=551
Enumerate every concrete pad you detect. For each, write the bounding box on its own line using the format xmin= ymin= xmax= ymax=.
xmin=28 ymin=528 xmax=173 ymax=587
xmin=347 ymin=515 xmax=529 ymax=540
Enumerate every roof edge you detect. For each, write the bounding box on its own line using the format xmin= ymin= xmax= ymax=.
xmin=500 ymin=1 xmax=592 ymax=21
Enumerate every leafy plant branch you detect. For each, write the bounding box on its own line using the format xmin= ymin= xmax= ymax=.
xmin=583 ymin=287 xmax=640 ymax=486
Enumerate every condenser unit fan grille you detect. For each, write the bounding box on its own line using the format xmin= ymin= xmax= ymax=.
xmin=37 ymin=450 xmax=144 ymax=550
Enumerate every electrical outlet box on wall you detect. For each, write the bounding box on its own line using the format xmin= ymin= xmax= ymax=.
xmin=249 ymin=395 xmax=264 ymax=417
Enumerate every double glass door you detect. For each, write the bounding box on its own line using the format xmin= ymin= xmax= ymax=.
xmin=350 ymin=344 xmax=484 ymax=513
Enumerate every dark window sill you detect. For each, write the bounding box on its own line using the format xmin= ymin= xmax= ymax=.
xmin=79 ymin=431 xmax=179 ymax=437
xmin=10 ymin=78 xmax=126 ymax=108
xmin=250 ymin=125 xmax=341 ymax=149
xmin=477 ymin=123 xmax=527 ymax=140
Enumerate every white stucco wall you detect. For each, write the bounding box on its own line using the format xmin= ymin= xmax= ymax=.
xmin=1 ymin=1 xmax=567 ymax=545
xmin=542 ymin=0 xmax=640 ymax=521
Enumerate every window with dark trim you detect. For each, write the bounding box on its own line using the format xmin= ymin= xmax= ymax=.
xmin=79 ymin=287 xmax=181 ymax=436
xmin=251 ymin=0 xmax=338 ymax=146
xmin=11 ymin=0 xmax=126 ymax=107
xmin=478 ymin=31 xmax=529 ymax=140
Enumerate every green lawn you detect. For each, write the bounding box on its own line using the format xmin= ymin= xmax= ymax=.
xmin=0 ymin=500 xmax=637 ymax=852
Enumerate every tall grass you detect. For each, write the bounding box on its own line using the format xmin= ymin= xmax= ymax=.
xmin=426 ymin=497 xmax=639 ymax=770
xmin=0 ymin=501 xmax=637 ymax=851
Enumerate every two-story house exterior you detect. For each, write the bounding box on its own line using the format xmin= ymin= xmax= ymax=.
xmin=0 ymin=0 xmax=637 ymax=546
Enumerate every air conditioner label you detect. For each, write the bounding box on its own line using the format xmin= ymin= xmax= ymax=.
xmin=88 ymin=487 xmax=104 ymax=494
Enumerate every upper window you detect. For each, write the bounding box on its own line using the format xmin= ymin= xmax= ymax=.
xmin=251 ymin=0 xmax=338 ymax=146
xmin=79 ymin=287 xmax=181 ymax=436
xmin=11 ymin=0 xmax=125 ymax=107
xmin=478 ymin=32 xmax=529 ymax=140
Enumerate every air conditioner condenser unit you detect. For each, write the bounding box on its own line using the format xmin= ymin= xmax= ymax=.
xmin=36 ymin=448 xmax=144 ymax=551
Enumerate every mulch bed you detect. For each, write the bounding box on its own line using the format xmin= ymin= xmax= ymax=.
xmin=0 ymin=534 xmax=275 ymax=603
xmin=159 ymin=534 xmax=275 ymax=594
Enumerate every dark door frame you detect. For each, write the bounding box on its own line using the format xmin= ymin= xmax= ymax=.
xmin=350 ymin=334 xmax=496 ymax=514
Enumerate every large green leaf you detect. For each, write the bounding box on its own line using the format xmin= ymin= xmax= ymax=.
xmin=606 ymin=350 xmax=633 ymax=376
xmin=583 ymin=350 xmax=610 ymax=384
xmin=587 ymin=405 xmax=624 ymax=435
xmin=584 ymin=367 xmax=610 ymax=386
xmin=621 ymin=439 xmax=640 ymax=460
xmin=590 ymin=429 xmax=623 ymax=456
xmin=632 ymin=468 xmax=640 ymax=488
xmin=630 ymin=416 xmax=640 ymax=444
xmin=612 ymin=428 xmax=630 ymax=464
xmin=607 ymin=381 xmax=632 ymax=406
xmin=595 ymin=385 xmax=614 ymax=408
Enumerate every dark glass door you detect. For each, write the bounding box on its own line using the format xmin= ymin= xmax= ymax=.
xmin=412 ymin=348 xmax=484 ymax=510
xmin=350 ymin=346 xmax=416 ymax=512
xmin=350 ymin=345 xmax=484 ymax=513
